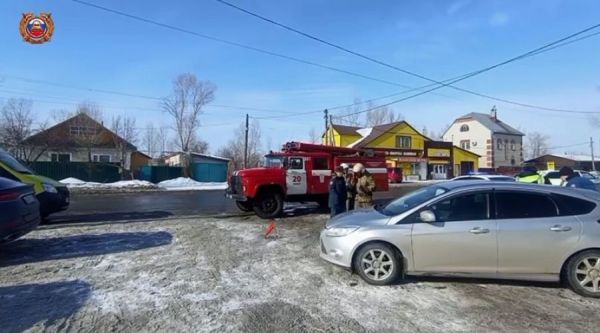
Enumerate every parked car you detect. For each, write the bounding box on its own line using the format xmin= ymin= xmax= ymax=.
xmin=387 ymin=167 xmax=403 ymax=183
xmin=543 ymin=170 xmax=600 ymax=186
xmin=0 ymin=177 xmax=41 ymax=243
xmin=320 ymin=181 xmax=600 ymax=297
xmin=451 ymin=174 xmax=515 ymax=181
xmin=0 ymin=148 xmax=69 ymax=218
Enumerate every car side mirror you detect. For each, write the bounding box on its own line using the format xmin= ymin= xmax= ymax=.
xmin=419 ymin=210 xmax=436 ymax=223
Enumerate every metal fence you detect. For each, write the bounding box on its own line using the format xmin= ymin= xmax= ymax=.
xmin=139 ymin=165 xmax=183 ymax=183
xmin=29 ymin=162 xmax=121 ymax=183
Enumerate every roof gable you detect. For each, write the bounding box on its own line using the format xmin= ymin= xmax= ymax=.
xmin=456 ymin=112 xmax=524 ymax=136
xmin=24 ymin=113 xmax=137 ymax=150
xmin=352 ymin=121 xmax=431 ymax=148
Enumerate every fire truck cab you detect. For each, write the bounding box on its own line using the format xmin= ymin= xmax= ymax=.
xmin=226 ymin=142 xmax=389 ymax=218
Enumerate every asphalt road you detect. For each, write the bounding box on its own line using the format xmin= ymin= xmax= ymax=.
xmin=48 ymin=184 xmax=424 ymax=224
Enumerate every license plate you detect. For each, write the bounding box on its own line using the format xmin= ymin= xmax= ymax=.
xmin=22 ymin=195 xmax=36 ymax=205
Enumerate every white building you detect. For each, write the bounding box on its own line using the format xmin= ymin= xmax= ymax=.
xmin=443 ymin=108 xmax=524 ymax=169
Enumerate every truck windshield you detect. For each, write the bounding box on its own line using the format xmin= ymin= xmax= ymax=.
xmin=380 ymin=185 xmax=447 ymax=216
xmin=264 ymin=155 xmax=283 ymax=168
xmin=0 ymin=150 xmax=34 ymax=174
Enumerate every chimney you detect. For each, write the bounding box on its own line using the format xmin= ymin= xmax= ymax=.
xmin=490 ymin=105 xmax=497 ymax=121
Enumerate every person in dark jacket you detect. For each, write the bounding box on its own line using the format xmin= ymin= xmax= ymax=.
xmin=329 ymin=166 xmax=348 ymax=217
xmin=341 ymin=163 xmax=357 ymax=211
xmin=559 ymin=166 xmax=598 ymax=191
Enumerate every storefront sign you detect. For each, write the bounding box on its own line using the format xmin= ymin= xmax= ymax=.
xmin=427 ymin=148 xmax=450 ymax=158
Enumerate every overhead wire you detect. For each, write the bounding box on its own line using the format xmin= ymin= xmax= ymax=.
xmin=215 ymin=0 xmax=600 ymax=115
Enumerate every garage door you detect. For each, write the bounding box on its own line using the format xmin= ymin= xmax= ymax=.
xmin=192 ymin=163 xmax=228 ymax=182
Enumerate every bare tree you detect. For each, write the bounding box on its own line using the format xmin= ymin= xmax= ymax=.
xmin=308 ymin=127 xmax=319 ymax=143
xmin=265 ymin=135 xmax=273 ymax=152
xmin=0 ymin=98 xmax=47 ymax=161
xmin=365 ymin=101 xmax=403 ymax=126
xmin=142 ymin=123 xmax=159 ymax=158
xmin=162 ymin=73 xmax=216 ymax=152
xmin=336 ymin=98 xmax=363 ymax=126
xmin=111 ymin=115 xmax=137 ymax=177
xmin=158 ymin=126 xmax=169 ymax=156
xmin=189 ymin=138 xmax=209 ymax=153
xmin=218 ymin=119 xmax=262 ymax=170
xmin=525 ymin=132 xmax=549 ymax=159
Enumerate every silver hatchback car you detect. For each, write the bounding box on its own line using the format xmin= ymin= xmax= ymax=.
xmin=320 ymin=181 xmax=600 ymax=297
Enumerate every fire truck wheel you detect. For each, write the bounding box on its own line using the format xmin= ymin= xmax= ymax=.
xmin=253 ymin=191 xmax=283 ymax=219
xmin=235 ymin=200 xmax=253 ymax=212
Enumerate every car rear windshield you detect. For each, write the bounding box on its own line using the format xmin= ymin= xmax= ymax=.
xmin=381 ymin=185 xmax=447 ymax=216
xmin=551 ymin=193 xmax=597 ymax=216
xmin=0 ymin=151 xmax=33 ymax=174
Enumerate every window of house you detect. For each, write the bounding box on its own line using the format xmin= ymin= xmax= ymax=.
xmin=497 ymin=139 xmax=503 ymax=150
xmin=312 ymin=157 xmax=328 ymax=170
xmin=460 ymin=140 xmax=470 ymax=150
xmin=50 ymin=153 xmax=71 ymax=162
xmin=510 ymin=140 xmax=516 ymax=151
xmin=289 ymin=157 xmax=304 ymax=170
xmin=92 ymin=154 xmax=111 ymax=163
xmin=395 ymin=135 xmax=411 ymax=148
xmin=69 ymin=126 xmax=98 ymax=136
xmin=495 ymin=192 xmax=558 ymax=219
xmin=460 ymin=124 xmax=469 ymax=132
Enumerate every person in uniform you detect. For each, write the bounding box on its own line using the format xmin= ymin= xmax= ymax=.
xmin=328 ymin=166 xmax=347 ymax=217
xmin=353 ymin=163 xmax=376 ymax=209
xmin=516 ymin=166 xmax=546 ymax=184
xmin=559 ymin=166 xmax=598 ymax=191
xmin=341 ymin=163 xmax=357 ymax=211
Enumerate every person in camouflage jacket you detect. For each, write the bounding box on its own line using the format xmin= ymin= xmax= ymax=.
xmin=353 ymin=163 xmax=376 ymax=208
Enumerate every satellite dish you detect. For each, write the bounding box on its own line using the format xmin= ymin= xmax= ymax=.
xmin=472 ymin=141 xmax=478 ymax=147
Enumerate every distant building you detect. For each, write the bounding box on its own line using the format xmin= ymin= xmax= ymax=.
xmin=323 ymin=121 xmax=480 ymax=180
xmin=525 ymin=154 xmax=600 ymax=171
xmin=443 ymin=107 xmax=524 ymax=169
xmin=164 ymin=152 xmax=230 ymax=182
xmin=23 ymin=112 xmax=136 ymax=167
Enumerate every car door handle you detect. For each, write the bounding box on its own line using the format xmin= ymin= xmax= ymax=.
xmin=469 ymin=227 xmax=490 ymax=234
xmin=550 ymin=225 xmax=572 ymax=232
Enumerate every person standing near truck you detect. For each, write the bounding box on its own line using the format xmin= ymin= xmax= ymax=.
xmin=354 ymin=163 xmax=376 ymax=209
xmin=328 ymin=166 xmax=347 ymax=217
xmin=341 ymin=163 xmax=357 ymax=211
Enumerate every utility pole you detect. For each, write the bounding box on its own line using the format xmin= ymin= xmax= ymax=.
xmin=323 ymin=109 xmax=330 ymax=145
xmin=329 ymin=114 xmax=335 ymax=146
xmin=244 ymin=114 xmax=249 ymax=169
xmin=591 ymin=137 xmax=596 ymax=171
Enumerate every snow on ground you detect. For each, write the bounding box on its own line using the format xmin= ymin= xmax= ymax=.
xmin=59 ymin=178 xmax=157 ymax=189
xmin=2 ymin=215 xmax=600 ymax=332
xmin=59 ymin=177 xmax=227 ymax=191
xmin=157 ymin=177 xmax=227 ymax=191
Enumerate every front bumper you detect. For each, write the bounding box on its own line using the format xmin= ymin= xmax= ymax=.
xmin=225 ymin=191 xmax=247 ymax=201
xmin=37 ymin=187 xmax=70 ymax=216
xmin=319 ymin=231 xmax=353 ymax=268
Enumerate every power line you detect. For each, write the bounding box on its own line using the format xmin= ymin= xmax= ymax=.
xmin=70 ymin=0 xmax=421 ymax=89
xmin=0 ymin=78 xmax=297 ymax=114
xmin=216 ymin=0 xmax=600 ymax=114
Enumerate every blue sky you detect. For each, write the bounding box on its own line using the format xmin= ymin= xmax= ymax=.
xmin=1 ymin=0 xmax=599 ymax=154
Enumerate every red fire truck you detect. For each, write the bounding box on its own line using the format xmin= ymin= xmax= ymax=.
xmin=226 ymin=142 xmax=389 ymax=218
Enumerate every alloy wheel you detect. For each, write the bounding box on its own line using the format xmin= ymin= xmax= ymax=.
xmin=574 ymin=256 xmax=600 ymax=293
xmin=360 ymin=249 xmax=394 ymax=281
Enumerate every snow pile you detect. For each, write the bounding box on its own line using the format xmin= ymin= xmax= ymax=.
xmin=59 ymin=177 xmax=87 ymax=185
xmin=59 ymin=178 xmax=158 ymax=190
xmin=158 ymin=177 xmax=228 ymax=191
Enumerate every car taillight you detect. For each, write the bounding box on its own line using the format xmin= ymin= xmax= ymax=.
xmin=0 ymin=191 xmax=20 ymax=201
